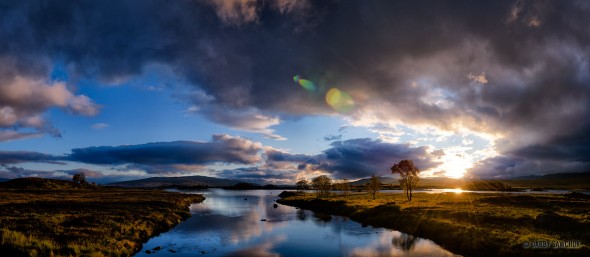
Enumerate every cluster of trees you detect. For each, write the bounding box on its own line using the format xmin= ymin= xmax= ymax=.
xmin=333 ymin=178 xmax=351 ymax=197
xmin=294 ymin=159 xmax=421 ymax=201
xmin=296 ymin=177 xmax=353 ymax=198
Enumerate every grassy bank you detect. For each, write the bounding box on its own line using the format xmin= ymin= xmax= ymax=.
xmin=0 ymin=179 xmax=204 ymax=257
xmin=278 ymin=191 xmax=590 ymax=257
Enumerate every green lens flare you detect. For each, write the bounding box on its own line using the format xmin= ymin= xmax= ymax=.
xmin=326 ymin=88 xmax=354 ymax=112
xmin=298 ymin=79 xmax=316 ymax=91
xmin=293 ymin=75 xmax=316 ymax=91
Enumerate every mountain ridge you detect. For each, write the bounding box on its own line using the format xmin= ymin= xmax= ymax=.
xmin=107 ymin=175 xmax=247 ymax=188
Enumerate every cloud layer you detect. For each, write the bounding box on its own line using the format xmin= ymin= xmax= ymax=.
xmin=1 ymin=136 xmax=440 ymax=183
xmin=293 ymin=138 xmax=440 ymax=179
xmin=1 ymin=1 xmax=589 ymax=176
xmin=67 ymin=134 xmax=264 ymax=167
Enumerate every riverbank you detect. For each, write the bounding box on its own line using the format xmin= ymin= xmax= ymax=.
xmin=0 ymin=180 xmax=205 ymax=257
xmin=277 ymin=191 xmax=590 ymax=257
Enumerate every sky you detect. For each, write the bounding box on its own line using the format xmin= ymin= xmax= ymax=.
xmin=1 ymin=0 xmax=589 ymax=184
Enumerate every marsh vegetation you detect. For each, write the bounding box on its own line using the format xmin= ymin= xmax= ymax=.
xmin=278 ymin=191 xmax=590 ymax=257
xmin=0 ymin=178 xmax=204 ymax=257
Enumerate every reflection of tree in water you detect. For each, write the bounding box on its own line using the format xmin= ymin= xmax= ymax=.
xmin=391 ymin=233 xmax=419 ymax=251
xmin=313 ymin=212 xmax=332 ymax=222
xmin=311 ymin=212 xmax=332 ymax=227
xmin=296 ymin=209 xmax=307 ymax=221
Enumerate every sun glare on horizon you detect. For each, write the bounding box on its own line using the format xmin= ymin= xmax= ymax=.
xmin=437 ymin=152 xmax=474 ymax=178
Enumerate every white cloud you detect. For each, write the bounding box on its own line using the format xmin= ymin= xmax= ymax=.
xmin=91 ymin=123 xmax=109 ymax=130
xmin=0 ymin=76 xmax=100 ymax=140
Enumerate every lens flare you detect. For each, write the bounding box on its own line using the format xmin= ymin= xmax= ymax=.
xmin=293 ymin=74 xmax=316 ymax=91
xmin=298 ymin=79 xmax=316 ymax=91
xmin=326 ymin=88 xmax=354 ymax=112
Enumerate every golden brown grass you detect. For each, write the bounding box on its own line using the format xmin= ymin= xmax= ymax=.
xmin=279 ymin=191 xmax=590 ymax=257
xmin=0 ymin=187 xmax=204 ymax=257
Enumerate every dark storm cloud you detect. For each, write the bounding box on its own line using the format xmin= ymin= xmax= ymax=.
xmin=511 ymin=129 xmax=590 ymax=163
xmin=66 ymin=134 xmax=263 ymax=166
xmin=297 ymin=138 xmax=439 ymax=179
xmin=469 ymin=154 xmax=590 ymax=178
xmin=0 ymin=134 xmax=441 ymax=181
xmin=470 ymin=125 xmax=590 ymax=177
xmin=265 ymin=149 xmax=311 ymax=163
xmin=0 ymin=151 xmax=64 ymax=165
xmin=0 ymin=134 xmax=264 ymax=176
xmin=1 ymin=0 xmax=589 ymax=176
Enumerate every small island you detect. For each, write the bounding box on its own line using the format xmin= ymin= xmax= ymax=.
xmin=0 ymin=177 xmax=205 ymax=257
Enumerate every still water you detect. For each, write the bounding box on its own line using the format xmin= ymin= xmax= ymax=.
xmin=134 ymin=189 xmax=460 ymax=257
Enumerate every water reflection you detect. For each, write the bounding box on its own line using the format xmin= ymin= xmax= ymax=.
xmin=296 ymin=209 xmax=307 ymax=221
xmin=134 ymin=189 xmax=460 ymax=257
xmin=391 ymin=233 xmax=418 ymax=251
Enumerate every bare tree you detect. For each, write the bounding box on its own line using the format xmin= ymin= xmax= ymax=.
xmin=391 ymin=160 xmax=420 ymax=201
xmin=365 ymin=175 xmax=381 ymax=199
xmin=311 ymin=175 xmax=332 ymax=198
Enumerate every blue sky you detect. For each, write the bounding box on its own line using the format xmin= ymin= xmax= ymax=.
xmin=1 ymin=1 xmax=589 ymax=184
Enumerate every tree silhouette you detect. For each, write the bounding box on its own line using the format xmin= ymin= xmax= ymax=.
xmin=311 ymin=175 xmax=332 ymax=198
xmin=391 ymin=160 xmax=420 ymax=201
xmin=296 ymin=179 xmax=310 ymax=192
xmin=72 ymin=172 xmax=87 ymax=184
xmin=365 ymin=175 xmax=381 ymax=199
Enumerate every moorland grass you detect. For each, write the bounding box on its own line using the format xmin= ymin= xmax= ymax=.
xmin=278 ymin=191 xmax=590 ymax=257
xmin=0 ymin=186 xmax=204 ymax=257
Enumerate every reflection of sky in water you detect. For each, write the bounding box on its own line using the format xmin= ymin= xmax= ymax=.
xmin=134 ymin=189 xmax=460 ymax=257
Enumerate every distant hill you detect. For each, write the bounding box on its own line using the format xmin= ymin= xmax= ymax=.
xmin=0 ymin=177 xmax=90 ymax=190
xmin=511 ymin=172 xmax=590 ymax=180
xmin=349 ymin=176 xmax=398 ymax=186
xmin=108 ymin=175 xmax=246 ymax=188
xmin=350 ymin=176 xmax=464 ymax=188
xmin=347 ymin=172 xmax=590 ymax=190
xmin=0 ymin=178 xmax=8 ymax=183
xmin=498 ymin=172 xmax=590 ymax=190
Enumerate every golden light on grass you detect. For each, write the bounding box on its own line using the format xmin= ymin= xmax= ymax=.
xmin=279 ymin=190 xmax=590 ymax=256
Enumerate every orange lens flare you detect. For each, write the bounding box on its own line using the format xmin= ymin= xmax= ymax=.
xmin=326 ymin=88 xmax=354 ymax=112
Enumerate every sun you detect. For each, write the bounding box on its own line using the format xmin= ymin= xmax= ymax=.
xmin=438 ymin=153 xmax=473 ymax=178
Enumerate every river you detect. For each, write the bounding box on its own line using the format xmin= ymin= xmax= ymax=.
xmin=134 ymin=189 xmax=460 ymax=257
